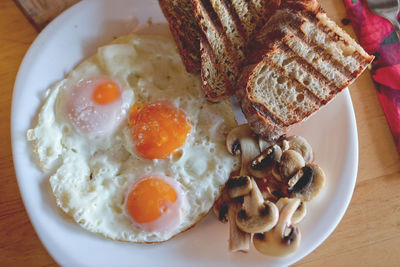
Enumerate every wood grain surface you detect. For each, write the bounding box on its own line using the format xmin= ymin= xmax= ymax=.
xmin=13 ymin=0 xmax=79 ymax=30
xmin=1 ymin=0 xmax=399 ymax=266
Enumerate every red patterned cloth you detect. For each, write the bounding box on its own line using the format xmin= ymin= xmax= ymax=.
xmin=343 ymin=0 xmax=400 ymax=153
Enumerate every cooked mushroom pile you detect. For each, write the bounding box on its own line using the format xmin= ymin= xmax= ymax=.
xmin=213 ymin=124 xmax=326 ymax=256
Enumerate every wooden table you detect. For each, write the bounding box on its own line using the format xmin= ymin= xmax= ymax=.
xmin=1 ymin=0 xmax=399 ymax=266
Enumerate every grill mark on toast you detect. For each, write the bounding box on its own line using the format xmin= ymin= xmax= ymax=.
xmin=276 ymin=12 xmax=357 ymax=78
xmin=231 ymin=0 xmax=254 ymax=40
xmin=285 ymin=27 xmax=354 ymax=79
xmin=269 ymin=45 xmax=334 ymax=104
xmin=301 ymin=10 xmax=372 ymax=68
xmin=193 ymin=0 xmax=239 ymax=85
xmin=282 ymin=35 xmax=348 ymax=88
xmin=282 ymin=43 xmax=342 ymax=95
xmin=200 ymin=38 xmax=234 ymax=100
xmin=209 ymin=0 xmax=246 ymax=62
xmin=249 ymin=58 xmax=315 ymax=125
xmin=251 ymin=102 xmax=285 ymax=126
xmin=266 ymin=59 xmax=322 ymax=107
xmin=247 ymin=0 xmax=262 ymax=36
xmin=158 ymin=0 xmax=201 ymax=72
xmin=200 ymin=0 xmax=225 ymax=35
xmin=196 ymin=29 xmax=235 ymax=97
xmin=222 ymin=0 xmax=248 ymax=49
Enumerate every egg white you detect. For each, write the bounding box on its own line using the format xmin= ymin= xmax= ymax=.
xmin=27 ymin=31 xmax=239 ymax=242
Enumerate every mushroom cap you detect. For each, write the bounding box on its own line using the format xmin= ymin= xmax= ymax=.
xmin=251 ymin=145 xmax=282 ymax=171
xmin=227 ymin=176 xmax=253 ymax=198
xmin=236 ymin=178 xmax=279 ymax=233
xmin=279 ymin=150 xmax=305 ymax=181
xmin=236 ymin=200 xmax=279 ymax=233
xmin=253 ymin=225 xmax=301 ymax=257
xmin=253 ymin=197 xmax=302 ymax=257
xmin=226 ymin=124 xmax=254 ymax=155
xmin=249 ymin=145 xmax=282 ymax=178
xmin=290 ymin=164 xmax=326 ymax=201
xmin=287 ymin=136 xmax=313 ymax=163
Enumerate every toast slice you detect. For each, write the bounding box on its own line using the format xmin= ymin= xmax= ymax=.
xmin=200 ymin=38 xmax=234 ymax=101
xmin=209 ymin=0 xmax=247 ymax=63
xmin=158 ymin=0 xmax=201 ymax=73
xmin=239 ymin=8 xmax=374 ymax=140
xmin=192 ymin=0 xmax=241 ymax=99
xmin=193 ymin=0 xmax=280 ymax=102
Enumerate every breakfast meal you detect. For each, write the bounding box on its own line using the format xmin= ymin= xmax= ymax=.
xmin=27 ymin=32 xmax=239 ymax=242
xmin=27 ymin=0 xmax=372 ymax=259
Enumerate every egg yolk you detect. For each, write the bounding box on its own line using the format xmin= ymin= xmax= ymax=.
xmin=129 ymin=101 xmax=191 ymax=159
xmin=126 ymin=177 xmax=178 ymax=223
xmin=92 ymin=81 xmax=120 ymax=105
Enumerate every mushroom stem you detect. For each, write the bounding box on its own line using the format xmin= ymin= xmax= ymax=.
xmin=227 ymin=176 xmax=253 ymax=198
xmin=275 ymin=198 xmax=301 ymax=238
xmin=276 ymin=197 xmax=307 ymax=224
xmin=238 ymin=137 xmax=260 ymax=176
xmin=228 ymin=201 xmax=250 ymax=252
xmin=213 ymin=188 xmax=230 ymax=223
xmin=244 ymin=179 xmax=264 ymax=215
xmin=225 ymin=124 xmax=260 ymax=177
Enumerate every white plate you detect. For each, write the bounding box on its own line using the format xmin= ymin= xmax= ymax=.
xmin=11 ymin=1 xmax=358 ymax=266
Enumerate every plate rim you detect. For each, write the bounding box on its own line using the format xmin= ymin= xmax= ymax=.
xmin=11 ymin=0 xmax=359 ymax=266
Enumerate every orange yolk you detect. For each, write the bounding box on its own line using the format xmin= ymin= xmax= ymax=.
xmin=129 ymin=101 xmax=191 ymax=159
xmin=126 ymin=177 xmax=178 ymax=223
xmin=92 ymin=81 xmax=120 ymax=105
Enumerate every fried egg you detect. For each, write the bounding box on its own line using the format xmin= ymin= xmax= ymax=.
xmin=27 ymin=30 xmax=238 ymax=242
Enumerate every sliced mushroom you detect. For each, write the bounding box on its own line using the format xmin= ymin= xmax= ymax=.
xmin=258 ymin=136 xmax=273 ymax=152
xmin=288 ymin=166 xmax=314 ymax=193
xmin=226 ymin=124 xmax=260 ymax=176
xmin=236 ymin=179 xmax=279 ymax=233
xmin=251 ymin=145 xmax=282 ymax=170
xmin=287 ymin=136 xmax=313 ymax=163
xmin=289 ymin=164 xmax=326 ymax=201
xmin=227 ymin=176 xmax=253 ymax=198
xmin=281 ymin=139 xmax=290 ymax=151
xmin=226 ymin=124 xmax=254 ymax=155
xmin=276 ymin=197 xmax=307 ymax=224
xmin=253 ymin=198 xmax=302 ymax=257
xmin=279 ymin=150 xmax=305 ymax=181
xmin=228 ymin=200 xmax=251 ymax=252
xmin=213 ymin=187 xmax=230 ymax=223
xmin=271 ymin=162 xmax=283 ymax=182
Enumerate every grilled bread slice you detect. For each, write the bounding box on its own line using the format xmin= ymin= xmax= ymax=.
xmin=239 ymin=8 xmax=374 ymax=140
xmin=159 ymin=0 xmax=201 ymax=73
xmin=200 ymin=38 xmax=233 ymax=101
xmin=192 ymin=0 xmax=241 ymax=99
xmin=193 ymin=0 xmax=280 ymax=102
xmin=209 ymin=0 xmax=247 ymax=62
